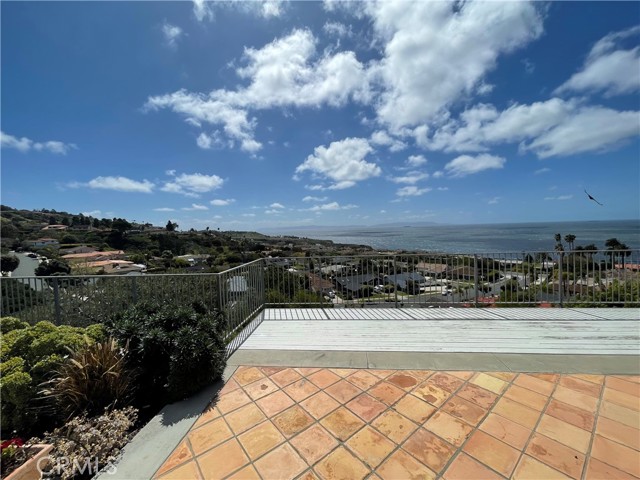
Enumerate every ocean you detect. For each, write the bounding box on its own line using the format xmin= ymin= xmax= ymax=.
xmin=266 ymin=220 xmax=640 ymax=254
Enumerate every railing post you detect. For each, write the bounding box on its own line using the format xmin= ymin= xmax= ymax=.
xmin=52 ymin=278 xmax=61 ymax=325
xmin=393 ymin=255 xmax=398 ymax=308
xmin=217 ymin=272 xmax=224 ymax=313
xmin=558 ymin=253 xmax=564 ymax=307
xmin=473 ymin=254 xmax=479 ymax=308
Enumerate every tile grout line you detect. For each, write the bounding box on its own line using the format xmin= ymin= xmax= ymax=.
xmin=579 ymin=377 xmax=607 ymax=480
xmin=187 ymin=436 xmax=206 ymax=480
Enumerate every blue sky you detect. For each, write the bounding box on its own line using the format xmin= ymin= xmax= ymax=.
xmin=2 ymin=1 xmax=639 ymax=231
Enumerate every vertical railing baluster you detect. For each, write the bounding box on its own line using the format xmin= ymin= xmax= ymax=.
xmin=474 ymin=254 xmax=479 ymax=308
xmin=52 ymin=277 xmax=61 ymax=325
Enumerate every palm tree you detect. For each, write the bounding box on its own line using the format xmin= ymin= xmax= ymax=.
xmin=605 ymin=238 xmax=622 ymax=267
xmin=564 ymin=234 xmax=576 ymax=251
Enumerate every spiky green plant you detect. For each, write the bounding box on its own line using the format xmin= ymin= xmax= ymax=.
xmin=40 ymin=337 xmax=134 ymax=419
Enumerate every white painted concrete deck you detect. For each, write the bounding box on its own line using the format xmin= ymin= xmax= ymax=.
xmin=239 ymin=308 xmax=640 ymax=355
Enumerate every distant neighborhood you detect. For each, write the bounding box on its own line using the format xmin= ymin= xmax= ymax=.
xmin=0 ymin=205 xmax=375 ymax=276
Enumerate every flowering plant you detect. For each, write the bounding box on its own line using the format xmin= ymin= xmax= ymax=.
xmin=0 ymin=437 xmax=31 ymax=477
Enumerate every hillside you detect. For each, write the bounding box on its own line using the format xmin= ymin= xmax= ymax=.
xmin=0 ymin=205 xmax=374 ymax=273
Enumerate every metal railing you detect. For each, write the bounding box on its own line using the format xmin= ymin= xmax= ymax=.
xmin=2 ymin=249 xmax=638 ymax=354
xmin=263 ymin=250 xmax=640 ymax=308
xmin=218 ymin=259 xmax=265 ymax=354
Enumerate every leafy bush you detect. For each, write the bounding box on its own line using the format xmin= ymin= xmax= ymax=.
xmin=0 ymin=319 xmax=105 ymax=435
xmin=38 ymin=407 xmax=138 ymax=480
xmin=106 ymin=301 xmax=227 ymax=405
xmin=40 ymin=338 xmax=134 ymax=419
xmin=1 ymin=254 xmax=20 ymax=273
xmin=0 ymin=316 xmax=28 ymax=334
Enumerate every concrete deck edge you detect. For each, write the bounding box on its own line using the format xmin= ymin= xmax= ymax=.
xmin=97 ymin=365 xmax=237 ymax=480
xmin=228 ymin=349 xmax=640 ymax=374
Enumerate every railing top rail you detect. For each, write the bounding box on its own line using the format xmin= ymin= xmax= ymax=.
xmin=218 ymin=258 xmax=264 ymax=275
xmin=265 ymin=249 xmax=639 ymax=259
xmin=4 ymin=272 xmax=222 ymax=280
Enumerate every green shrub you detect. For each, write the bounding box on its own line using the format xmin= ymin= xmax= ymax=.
xmin=0 ymin=317 xmax=28 ymax=334
xmin=106 ymin=301 xmax=227 ymax=405
xmin=0 ymin=319 xmax=106 ymax=435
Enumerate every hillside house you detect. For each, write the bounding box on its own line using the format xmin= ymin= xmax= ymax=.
xmin=41 ymin=224 xmax=68 ymax=231
xmin=59 ymin=245 xmax=97 ymax=255
xmin=26 ymin=238 xmax=60 ymax=249
xmin=384 ymin=272 xmax=428 ymax=291
xmin=62 ymin=250 xmax=125 ymax=264
xmin=334 ymin=273 xmax=384 ymax=298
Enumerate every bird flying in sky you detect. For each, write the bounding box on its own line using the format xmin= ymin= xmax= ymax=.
xmin=584 ymin=189 xmax=603 ymax=206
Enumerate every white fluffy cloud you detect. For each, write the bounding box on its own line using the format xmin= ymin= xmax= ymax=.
xmin=370 ymin=130 xmax=406 ymax=152
xmin=162 ymin=22 xmax=183 ymax=49
xmin=260 ymin=0 xmax=286 ymax=18
xmin=428 ymin=99 xmax=640 ymax=158
xmin=145 ymin=90 xmax=261 ymax=153
xmin=555 ymin=26 xmax=640 ymax=97
xmin=364 ymin=1 xmax=544 ymax=131
xmin=295 ymin=137 xmax=380 ymax=189
xmin=444 ymin=154 xmax=505 ymax=177
xmin=154 ymin=207 xmax=176 ymax=212
xmin=162 ymin=172 xmax=224 ymax=197
xmin=305 ymin=201 xmax=357 ymax=211
xmin=232 ymin=29 xmax=367 ymax=108
xmin=269 ymin=202 xmax=285 ymax=209
xmin=523 ymin=107 xmax=640 ymax=158
xmin=193 ymin=0 xmax=285 ymax=21
xmin=389 ymin=171 xmax=429 ymax=184
xmin=1 ymin=131 xmax=76 ymax=155
xmin=406 ymin=155 xmax=427 ymax=167
xmin=182 ymin=203 xmax=209 ymax=211
xmin=210 ymin=198 xmax=235 ymax=206
xmin=69 ymin=176 xmax=154 ymax=193
xmin=145 ymin=29 xmax=368 ymax=154
xmin=544 ymin=195 xmax=573 ymax=201
xmin=302 ymin=196 xmax=328 ymax=202
xmin=396 ymin=186 xmax=431 ymax=197
xmin=323 ymin=21 xmax=352 ymax=38
xmin=192 ymin=0 xmax=214 ymax=22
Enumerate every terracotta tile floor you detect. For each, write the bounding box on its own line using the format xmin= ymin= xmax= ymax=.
xmin=154 ymin=368 xmax=640 ymax=480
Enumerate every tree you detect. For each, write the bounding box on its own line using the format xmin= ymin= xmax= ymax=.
xmin=564 ymin=234 xmax=576 ymax=251
xmin=0 ymin=221 xmax=20 ymax=239
xmin=1 ymin=255 xmax=20 ymax=274
xmin=35 ymin=259 xmax=71 ymax=276
xmin=92 ymin=218 xmax=100 ymax=229
xmin=605 ymin=238 xmax=622 ymax=266
xmin=554 ymin=233 xmax=564 ymax=252
xmin=166 ymin=221 xmax=178 ymax=232
xmin=112 ymin=218 xmax=132 ymax=233
xmin=61 ymin=234 xmax=79 ymax=244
